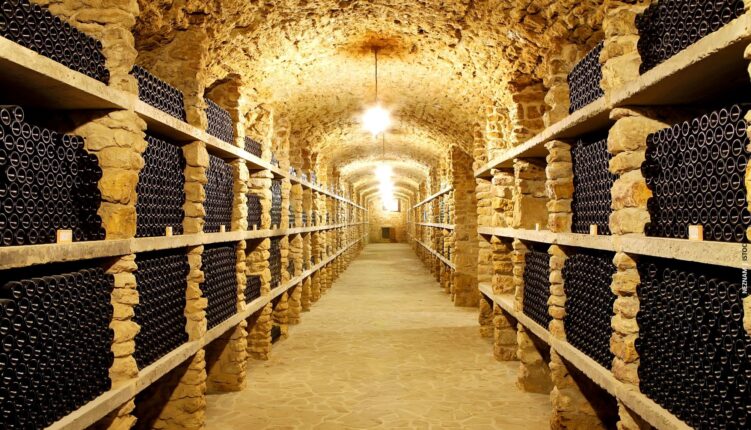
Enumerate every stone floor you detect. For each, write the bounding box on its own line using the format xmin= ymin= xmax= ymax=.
xmin=205 ymin=243 xmax=551 ymax=429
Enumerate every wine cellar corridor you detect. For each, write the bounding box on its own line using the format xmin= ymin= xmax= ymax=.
xmin=204 ymin=243 xmax=550 ymax=429
xmin=1 ymin=1 xmax=751 ymax=429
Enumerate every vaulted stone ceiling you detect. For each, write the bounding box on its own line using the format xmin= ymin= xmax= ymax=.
xmin=135 ymin=0 xmax=603 ymax=202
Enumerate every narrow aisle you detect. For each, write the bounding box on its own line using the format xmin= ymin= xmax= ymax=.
xmin=205 ymin=243 xmax=550 ymax=429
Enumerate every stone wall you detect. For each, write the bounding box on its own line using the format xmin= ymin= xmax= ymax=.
xmin=368 ymin=199 xmax=408 ymax=243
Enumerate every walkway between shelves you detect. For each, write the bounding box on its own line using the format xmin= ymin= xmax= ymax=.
xmin=205 ymin=243 xmax=550 ymax=429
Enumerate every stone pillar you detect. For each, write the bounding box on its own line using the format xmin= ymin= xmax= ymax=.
xmin=246 ymin=238 xmax=271 ymax=360
xmin=204 ymin=75 xmax=245 ymax=147
xmin=310 ymin=271 xmax=321 ymax=303
xmin=186 ymin=246 xmax=207 ymax=341
xmin=507 ymin=82 xmax=547 ymax=146
xmin=516 ymin=326 xmax=553 ymax=394
xmin=35 ymin=0 xmax=139 ymax=93
xmin=288 ymin=283 xmax=302 ymax=325
xmin=610 ymin=252 xmax=640 ymax=387
xmin=492 ymin=169 xmax=515 ymax=227
xmin=133 ymin=351 xmax=208 ymax=430
xmin=183 ymin=142 xmax=209 ymax=235
xmin=545 ymin=141 xmax=574 ymax=233
xmin=301 ymin=277 xmax=312 ymax=312
xmin=600 ymin=1 xmax=650 ymax=96
xmin=452 ymin=146 xmax=479 ymax=307
xmin=607 ymin=108 xmax=668 ymax=235
xmin=494 ymin=305 xmax=518 ymax=361
xmin=479 ymin=295 xmax=494 ymax=338
xmin=64 ymin=111 xmax=147 ymax=240
xmin=548 ymin=245 xmax=568 ymax=340
xmin=205 ymin=322 xmax=248 ymax=393
xmin=491 ymin=236 xmax=517 ymax=360
xmin=550 ymin=350 xmax=608 ymax=430
xmin=512 ymin=239 xmax=528 ymax=313
xmin=246 ymin=303 xmax=272 ymax=361
xmin=476 ymin=178 xmax=493 ymax=227
xmin=473 ymin=122 xmax=488 ymax=172
xmin=232 ymin=161 xmax=249 ymax=232
xmin=136 ymin=28 xmax=210 ymax=128
xmin=272 ymin=293 xmax=290 ymax=339
xmin=513 ymin=159 xmax=548 ymax=229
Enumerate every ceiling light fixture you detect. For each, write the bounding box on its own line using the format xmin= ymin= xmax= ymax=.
xmin=362 ymin=48 xmax=391 ymax=136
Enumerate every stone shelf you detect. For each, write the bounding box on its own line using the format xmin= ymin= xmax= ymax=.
xmin=475 ymin=98 xmax=611 ymax=177
xmin=416 ymin=222 xmax=455 ymax=230
xmin=287 ymin=222 xmax=368 ymax=235
xmin=0 ymin=225 xmax=370 ymax=270
xmin=478 ymin=285 xmax=692 ymax=430
xmin=413 ymin=186 xmax=453 ymax=209
xmin=133 ymin=101 xmax=286 ymax=178
xmin=478 ymin=226 xmax=749 ymax=269
xmin=44 ymin=235 xmax=365 ymax=430
xmin=0 ymin=37 xmax=129 ymax=110
xmin=290 ymin=175 xmax=366 ymax=210
xmin=414 ymin=239 xmax=455 ymax=269
xmin=474 ymin=13 xmax=751 ymax=178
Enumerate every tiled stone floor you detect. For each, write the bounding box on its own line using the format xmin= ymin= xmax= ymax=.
xmin=205 ymin=243 xmax=551 ymax=429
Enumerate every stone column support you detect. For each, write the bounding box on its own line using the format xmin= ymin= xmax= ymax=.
xmin=548 ymin=245 xmax=568 ymax=341
xmin=550 ymin=350 xmax=609 ymax=430
xmin=516 ymin=326 xmax=553 ymax=394
xmin=610 ymin=252 xmax=641 ymax=387
xmin=607 ymin=108 xmax=669 ymax=235
xmin=545 ymin=141 xmax=574 ymax=233
xmin=513 ymin=158 xmax=548 ymax=229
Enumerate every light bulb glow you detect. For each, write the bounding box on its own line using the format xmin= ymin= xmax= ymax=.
xmin=362 ymin=105 xmax=391 ymax=136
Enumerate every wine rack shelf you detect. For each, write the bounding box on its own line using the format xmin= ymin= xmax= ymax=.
xmin=289 ymin=174 xmax=365 ymax=210
xmin=414 ymin=239 xmax=455 ymax=269
xmin=45 ymin=236 xmax=365 ymax=430
xmin=0 ymin=224 xmax=367 ymax=270
xmin=478 ymin=226 xmax=748 ymax=269
xmin=475 ymin=12 xmax=751 ymax=177
xmin=412 ymin=186 xmax=452 ymax=209
xmin=415 ymin=222 xmax=454 ymax=230
xmin=478 ymin=283 xmax=692 ymax=430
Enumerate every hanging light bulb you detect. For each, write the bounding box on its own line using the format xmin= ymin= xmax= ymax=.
xmin=362 ymin=104 xmax=391 ymax=136
xmin=361 ymin=48 xmax=392 ymax=136
xmin=375 ymin=163 xmax=393 ymax=181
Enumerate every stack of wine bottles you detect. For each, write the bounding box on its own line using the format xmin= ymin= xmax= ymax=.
xmin=244 ymin=136 xmax=262 ymax=158
xmin=246 ymin=193 xmax=262 ymax=229
xmin=310 ymin=171 xmax=317 ymax=184
xmin=302 ymin=211 xmax=308 ymax=227
xmin=204 ymin=99 xmax=234 ymax=144
xmin=0 ymin=105 xmax=105 ymax=246
xmin=572 ymin=135 xmax=616 ymax=235
xmin=0 ymin=0 xmax=109 ymax=83
xmin=642 ymin=103 xmax=750 ymax=242
xmin=567 ymin=42 xmax=604 ymax=113
xmin=244 ymin=274 xmax=261 ymax=303
xmin=637 ymin=257 xmax=751 ymax=428
xmin=201 ymin=244 xmax=237 ymax=329
xmin=561 ymin=249 xmax=616 ymax=368
xmin=131 ymin=66 xmax=186 ymax=121
xmin=311 ymin=210 xmax=318 ymax=226
xmin=269 ymin=237 xmax=282 ymax=289
xmin=133 ymin=250 xmax=188 ymax=368
xmin=204 ymin=155 xmax=233 ymax=233
xmin=271 ymin=179 xmax=282 ymax=228
xmin=288 ymin=201 xmax=295 ymax=227
xmin=522 ymin=245 xmax=552 ymax=329
xmin=439 ymin=199 xmax=445 ymax=224
xmin=636 ymin=1 xmax=746 ymax=74
xmin=136 ymin=134 xmax=185 ymax=238
xmin=0 ymin=264 xmax=114 ymax=428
